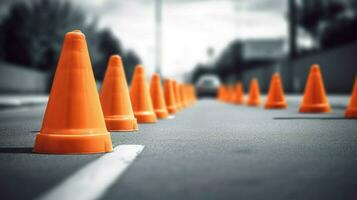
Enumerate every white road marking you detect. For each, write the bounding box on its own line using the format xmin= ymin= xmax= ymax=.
xmin=168 ymin=115 xmax=175 ymax=119
xmin=36 ymin=145 xmax=144 ymax=200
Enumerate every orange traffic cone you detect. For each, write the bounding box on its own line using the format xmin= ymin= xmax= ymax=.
xmin=185 ymin=84 xmax=192 ymax=105
xmin=173 ymin=80 xmax=182 ymax=111
xmin=221 ymin=86 xmax=226 ymax=102
xmin=100 ymin=55 xmax=138 ymax=131
xmin=228 ymin=85 xmax=236 ymax=103
xmin=223 ymin=86 xmax=230 ymax=102
xmin=345 ymin=77 xmax=357 ymax=118
xmin=178 ymin=84 xmax=187 ymax=108
xmin=164 ymin=79 xmax=177 ymax=114
xmin=178 ymin=83 xmax=185 ymax=108
xmin=130 ymin=65 xmax=157 ymax=123
xmin=217 ymin=86 xmax=224 ymax=101
xmin=234 ymin=82 xmax=244 ymax=104
xmin=33 ymin=30 xmax=112 ymax=154
xmin=150 ymin=73 xmax=169 ymax=119
xmin=265 ymin=73 xmax=287 ymax=109
xmin=247 ymin=78 xmax=261 ymax=106
xmin=299 ymin=64 xmax=331 ymax=113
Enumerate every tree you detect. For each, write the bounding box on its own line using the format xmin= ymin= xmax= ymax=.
xmin=1 ymin=3 xmax=33 ymax=66
xmin=0 ymin=0 xmax=89 ymax=70
xmin=0 ymin=0 xmax=140 ymax=84
xmin=296 ymin=0 xmax=357 ymax=49
xmin=94 ymin=29 xmax=123 ymax=80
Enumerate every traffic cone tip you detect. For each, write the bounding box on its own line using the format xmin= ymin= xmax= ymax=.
xmin=65 ymin=30 xmax=85 ymax=39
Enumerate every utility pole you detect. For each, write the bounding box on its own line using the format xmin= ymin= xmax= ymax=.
xmin=155 ymin=0 xmax=162 ymax=75
xmin=288 ymin=0 xmax=297 ymax=59
xmin=288 ymin=0 xmax=298 ymax=93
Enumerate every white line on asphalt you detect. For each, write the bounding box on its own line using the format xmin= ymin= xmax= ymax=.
xmin=36 ymin=145 xmax=144 ymax=200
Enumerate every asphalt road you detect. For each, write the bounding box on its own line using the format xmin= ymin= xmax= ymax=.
xmin=0 ymin=96 xmax=356 ymax=200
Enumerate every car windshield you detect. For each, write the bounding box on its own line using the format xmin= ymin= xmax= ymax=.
xmin=202 ymin=80 xmax=215 ymax=87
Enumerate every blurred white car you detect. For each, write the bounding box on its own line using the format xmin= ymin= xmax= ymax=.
xmin=196 ymin=75 xmax=220 ymax=97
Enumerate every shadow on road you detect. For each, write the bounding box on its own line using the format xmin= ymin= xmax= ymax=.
xmin=0 ymin=147 xmax=33 ymax=154
xmin=274 ymin=117 xmax=347 ymax=120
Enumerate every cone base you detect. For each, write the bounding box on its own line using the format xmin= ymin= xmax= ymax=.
xmin=167 ymin=107 xmax=177 ymax=115
xmin=135 ymin=112 xmax=157 ymax=123
xmin=33 ymin=132 xmax=113 ymax=154
xmin=234 ymin=99 xmax=244 ymax=104
xmin=345 ymin=109 xmax=357 ymax=118
xmin=154 ymin=109 xmax=169 ymax=119
xmin=299 ymin=104 xmax=331 ymax=113
xmin=247 ymin=101 xmax=260 ymax=106
xmin=105 ymin=116 xmax=138 ymax=132
xmin=265 ymin=102 xmax=287 ymax=109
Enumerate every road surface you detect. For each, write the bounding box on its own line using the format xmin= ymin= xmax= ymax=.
xmin=0 ymin=96 xmax=356 ymax=200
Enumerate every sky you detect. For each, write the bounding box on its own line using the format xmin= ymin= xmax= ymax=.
xmin=73 ymin=0 xmax=287 ymax=80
